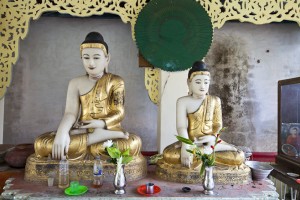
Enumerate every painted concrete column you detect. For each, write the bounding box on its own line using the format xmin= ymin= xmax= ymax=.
xmin=157 ymin=70 xmax=188 ymax=153
xmin=0 ymin=98 xmax=4 ymax=144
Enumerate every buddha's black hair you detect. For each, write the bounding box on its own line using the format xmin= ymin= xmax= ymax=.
xmin=81 ymin=32 xmax=109 ymax=53
xmin=188 ymin=61 xmax=208 ymax=79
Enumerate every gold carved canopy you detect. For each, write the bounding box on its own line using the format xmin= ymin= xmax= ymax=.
xmin=0 ymin=0 xmax=300 ymax=99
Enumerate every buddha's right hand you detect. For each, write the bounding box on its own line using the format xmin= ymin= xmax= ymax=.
xmin=80 ymin=120 xmax=106 ymax=129
xmin=52 ymin=133 xmax=70 ymax=160
xmin=181 ymin=143 xmax=193 ymax=168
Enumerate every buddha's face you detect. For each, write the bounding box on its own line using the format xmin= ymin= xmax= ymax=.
xmin=82 ymin=47 xmax=110 ymax=77
xmin=189 ymin=74 xmax=210 ymax=97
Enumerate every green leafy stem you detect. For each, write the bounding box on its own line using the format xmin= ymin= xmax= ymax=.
xmin=106 ymin=144 xmax=133 ymax=165
xmin=176 ymin=127 xmax=226 ymax=176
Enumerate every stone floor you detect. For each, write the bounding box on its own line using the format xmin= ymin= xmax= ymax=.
xmin=1 ymin=165 xmax=279 ymax=199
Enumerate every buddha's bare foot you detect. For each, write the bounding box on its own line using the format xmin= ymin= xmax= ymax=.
xmin=87 ymin=129 xmax=129 ymax=145
xmin=175 ymin=143 xmax=182 ymax=148
xmin=230 ymin=145 xmax=238 ymax=152
xmin=215 ymin=143 xmax=237 ymax=152
xmin=115 ymin=131 xmax=129 ymax=139
xmin=122 ymin=132 xmax=129 ymax=139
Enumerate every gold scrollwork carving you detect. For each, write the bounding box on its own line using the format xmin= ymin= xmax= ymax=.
xmin=1 ymin=0 xmax=300 ymax=99
xmin=198 ymin=0 xmax=300 ymax=29
xmin=144 ymin=68 xmax=160 ymax=105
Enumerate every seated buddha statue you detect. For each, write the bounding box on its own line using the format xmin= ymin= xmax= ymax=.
xmin=26 ymin=32 xmax=146 ymax=182
xmin=156 ymin=61 xmax=248 ymax=184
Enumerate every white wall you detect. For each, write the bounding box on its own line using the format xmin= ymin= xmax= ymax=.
xmin=157 ymin=70 xmax=188 ymax=153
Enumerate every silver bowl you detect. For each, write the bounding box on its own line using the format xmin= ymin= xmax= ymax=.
xmin=245 ymin=161 xmax=273 ymax=181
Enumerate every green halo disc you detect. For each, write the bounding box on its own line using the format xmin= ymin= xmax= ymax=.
xmin=135 ymin=0 xmax=213 ymax=72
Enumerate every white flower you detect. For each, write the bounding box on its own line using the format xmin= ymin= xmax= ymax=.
xmin=103 ymin=140 xmax=113 ymax=148
xmin=203 ymin=145 xmax=213 ymax=155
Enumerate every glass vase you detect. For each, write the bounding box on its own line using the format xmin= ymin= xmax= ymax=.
xmin=203 ymin=166 xmax=214 ymax=195
xmin=113 ymin=164 xmax=126 ymax=194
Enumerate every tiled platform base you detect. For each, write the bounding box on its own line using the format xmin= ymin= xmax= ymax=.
xmin=2 ymin=165 xmax=278 ymax=199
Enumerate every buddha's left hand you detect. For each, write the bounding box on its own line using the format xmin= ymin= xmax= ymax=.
xmin=80 ymin=120 xmax=106 ymax=129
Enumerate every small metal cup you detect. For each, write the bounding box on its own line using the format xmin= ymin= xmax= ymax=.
xmin=47 ymin=177 xmax=54 ymax=187
xmin=146 ymin=183 xmax=154 ymax=194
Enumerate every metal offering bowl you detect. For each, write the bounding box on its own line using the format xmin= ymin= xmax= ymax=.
xmin=245 ymin=161 xmax=273 ymax=181
xmin=182 ymin=187 xmax=191 ymax=193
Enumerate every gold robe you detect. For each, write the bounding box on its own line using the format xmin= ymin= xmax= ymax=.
xmin=34 ymin=73 xmax=141 ymax=160
xmin=188 ymin=95 xmax=222 ymax=139
xmin=163 ymin=95 xmax=244 ymax=166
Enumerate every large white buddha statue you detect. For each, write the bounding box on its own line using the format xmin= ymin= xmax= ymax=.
xmin=156 ymin=61 xmax=248 ymax=184
xmin=25 ymin=32 xmax=146 ymax=182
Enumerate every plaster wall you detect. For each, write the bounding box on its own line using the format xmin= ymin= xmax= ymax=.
xmin=3 ymin=17 xmax=157 ymax=151
xmin=206 ymin=23 xmax=300 ymax=152
xmin=2 ymin=18 xmax=300 ymax=153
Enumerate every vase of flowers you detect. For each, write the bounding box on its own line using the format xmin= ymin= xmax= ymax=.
xmin=176 ymin=128 xmax=225 ymax=195
xmin=103 ymin=140 xmax=133 ymax=195
xmin=203 ymin=166 xmax=214 ymax=195
xmin=113 ymin=162 xmax=126 ymax=195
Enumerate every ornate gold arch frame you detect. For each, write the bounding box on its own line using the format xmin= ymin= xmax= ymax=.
xmin=0 ymin=0 xmax=300 ymax=100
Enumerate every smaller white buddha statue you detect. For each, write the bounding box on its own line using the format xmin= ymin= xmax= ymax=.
xmin=156 ymin=61 xmax=247 ymax=183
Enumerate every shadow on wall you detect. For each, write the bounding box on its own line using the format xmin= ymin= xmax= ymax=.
xmin=206 ymin=34 xmax=256 ymax=148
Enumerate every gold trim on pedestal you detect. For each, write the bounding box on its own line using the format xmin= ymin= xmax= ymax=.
xmin=25 ymin=154 xmax=147 ymax=183
xmin=155 ymin=159 xmax=251 ymax=184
